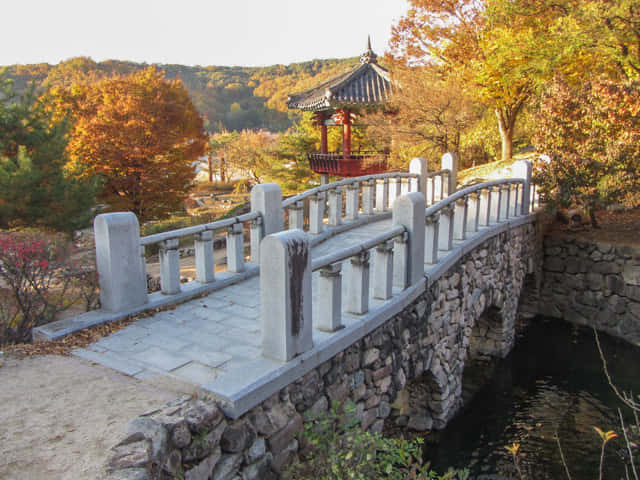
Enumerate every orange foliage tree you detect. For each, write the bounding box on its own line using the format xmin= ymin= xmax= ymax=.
xmin=47 ymin=67 xmax=207 ymax=221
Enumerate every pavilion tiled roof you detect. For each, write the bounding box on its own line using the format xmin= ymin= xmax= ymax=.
xmin=286 ymin=40 xmax=392 ymax=112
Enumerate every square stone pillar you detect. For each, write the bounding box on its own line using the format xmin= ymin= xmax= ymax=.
xmin=362 ymin=180 xmax=375 ymax=215
xmin=373 ymin=240 xmax=394 ymax=300
xmin=375 ymin=179 xmax=389 ymax=212
xmin=346 ymin=251 xmax=370 ymax=315
xmin=441 ymin=152 xmax=459 ymax=196
xmin=317 ymin=263 xmax=342 ymax=332
xmin=424 ymin=213 xmax=440 ymax=264
xmin=453 ymin=196 xmax=468 ymax=241
xmin=409 ymin=157 xmax=428 ymax=195
xmin=388 ymin=176 xmax=402 ymax=209
xmin=478 ymin=188 xmax=491 ymax=227
xmin=260 ymin=230 xmax=312 ymax=362
xmin=160 ymin=238 xmax=181 ymax=295
xmin=195 ymin=230 xmax=215 ymax=283
xmin=250 ymin=216 xmax=263 ymax=263
xmin=251 ymin=183 xmax=283 ymax=236
xmin=490 ymin=186 xmax=502 ymax=223
xmin=328 ymin=187 xmax=343 ymax=227
xmin=438 ymin=205 xmax=454 ymax=251
xmin=512 ymin=160 xmax=532 ymax=215
xmin=227 ymin=223 xmax=245 ymax=273
xmin=309 ymin=192 xmax=326 ymax=234
xmin=94 ymin=212 xmax=148 ymax=312
xmin=392 ymin=192 xmax=426 ymax=286
xmin=345 ymin=182 xmax=359 ymax=221
xmin=466 ymin=192 xmax=479 ymax=234
xmin=288 ymin=201 xmax=304 ymax=230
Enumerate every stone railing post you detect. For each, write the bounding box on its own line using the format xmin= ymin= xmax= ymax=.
xmin=375 ymin=178 xmax=389 ymax=212
xmin=288 ymin=200 xmax=305 ymax=230
xmin=317 ymin=263 xmax=342 ymax=332
xmin=438 ymin=205 xmax=454 ymax=251
xmin=478 ymin=188 xmax=491 ymax=227
xmin=513 ymin=160 xmax=532 ymax=215
xmin=453 ymin=196 xmax=468 ymax=241
xmin=426 ymin=176 xmax=435 ymax=206
xmin=309 ymin=192 xmax=326 ymax=234
xmin=195 ymin=230 xmax=215 ymax=283
xmin=500 ymin=184 xmax=510 ymax=220
xmin=466 ymin=192 xmax=479 ymax=234
xmin=362 ymin=179 xmax=375 ymax=215
xmin=441 ymin=152 xmax=459 ymax=196
xmin=388 ymin=176 xmax=402 ymax=209
xmin=328 ymin=187 xmax=343 ymax=227
xmin=392 ymin=192 xmax=426 ymax=286
xmin=346 ymin=251 xmax=371 ymax=315
xmin=94 ymin=212 xmax=147 ymax=312
xmin=227 ymin=222 xmax=245 ymax=273
xmin=373 ymin=240 xmax=394 ymax=300
xmin=393 ymin=231 xmax=409 ymax=289
xmin=251 ymin=183 xmax=283 ymax=237
xmin=345 ymin=182 xmax=359 ymax=221
xmin=160 ymin=238 xmax=181 ymax=295
xmin=424 ymin=213 xmax=440 ymax=264
xmin=409 ymin=157 xmax=428 ymax=195
xmin=250 ymin=216 xmax=263 ymax=263
xmin=260 ymin=230 xmax=312 ymax=362
xmin=490 ymin=185 xmax=502 ymax=223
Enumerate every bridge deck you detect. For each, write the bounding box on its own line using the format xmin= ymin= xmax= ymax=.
xmin=73 ymin=219 xmax=396 ymax=391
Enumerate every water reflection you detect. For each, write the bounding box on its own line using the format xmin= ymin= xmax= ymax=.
xmin=424 ymin=318 xmax=639 ymax=479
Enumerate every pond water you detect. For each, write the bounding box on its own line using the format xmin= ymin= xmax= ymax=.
xmin=424 ymin=318 xmax=640 ymax=479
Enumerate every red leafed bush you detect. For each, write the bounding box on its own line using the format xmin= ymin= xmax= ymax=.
xmin=0 ymin=232 xmax=78 ymax=345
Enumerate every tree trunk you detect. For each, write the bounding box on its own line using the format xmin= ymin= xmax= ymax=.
xmin=495 ymin=108 xmax=515 ymax=162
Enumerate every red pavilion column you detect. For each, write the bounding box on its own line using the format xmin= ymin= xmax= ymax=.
xmin=342 ymin=109 xmax=351 ymax=158
xmin=315 ymin=112 xmax=328 ymax=154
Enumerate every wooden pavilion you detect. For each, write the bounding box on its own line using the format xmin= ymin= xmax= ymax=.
xmin=286 ymin=38 xmax=392 ymax=179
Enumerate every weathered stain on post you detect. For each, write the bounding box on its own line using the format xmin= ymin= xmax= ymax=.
xmin=287 ymin=237 xmax=309 ymax=337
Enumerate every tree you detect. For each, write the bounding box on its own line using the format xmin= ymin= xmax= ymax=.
xmin=533 ymin=78 xmax=640 ymax=226
xmin=0 ymin=74 xmax=97 ymax=233
xmin=48 ymin=67 xmax=208 ymax=221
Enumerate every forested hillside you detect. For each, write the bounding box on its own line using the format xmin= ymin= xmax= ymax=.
xmin=1 ymin=56 xmax=358 ymax=132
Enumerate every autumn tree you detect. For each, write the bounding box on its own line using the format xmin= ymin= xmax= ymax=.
xmin=48 ymin=67 xmax=207 ymax=221
xmin=534 ymin=78 xmax=640 ymax=226
xmin=0 ymin=74 xmax=97 ymax=233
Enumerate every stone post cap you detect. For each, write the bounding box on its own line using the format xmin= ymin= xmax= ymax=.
xmin=94 ymin=211 xmax=140 ymax=232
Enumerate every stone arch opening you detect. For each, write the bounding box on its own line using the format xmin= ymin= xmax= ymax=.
xmin=468 ymin=305 xmax=507 ymax=360
xmin=390 ymin=367 xmax=453 ymax=432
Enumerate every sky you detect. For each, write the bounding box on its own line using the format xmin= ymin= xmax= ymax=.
xmin=1 ymin=0 xmax=409 ymax=67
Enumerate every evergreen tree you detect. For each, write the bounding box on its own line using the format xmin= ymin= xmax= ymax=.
xmin=0 ymin=73 xmax=97 ymax=233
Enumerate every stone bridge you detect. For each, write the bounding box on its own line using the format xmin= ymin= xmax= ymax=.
xmin=36 ymin=154 xmax=540 ymax=479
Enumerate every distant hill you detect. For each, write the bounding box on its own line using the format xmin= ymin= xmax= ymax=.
xmin=1 ymin=56 xmax=360 ymax=133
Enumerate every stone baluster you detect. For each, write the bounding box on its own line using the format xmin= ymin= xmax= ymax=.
xmin=373 ymin=240 xmax=394 ymax=300
xmin=317 ymin=263 xmax=342 ymax=332
xmin=466 ymin=192 xmax=479 ymax=234
xmin=441 ymin=152 xmax=459 ymax=197
xmin=328 ymin=187 xmax=343 ymax=227
xmin=392 ymin=192 xmax=426 ymax=287
xmin=438 ymin=204 xmax=455 ymax=251
xmin=500 ymin=184 xmax=510 ymax=220
xmin=393 ymin=231 xmax=409 ymax=289
xmin=160 ymin=238 xmax=181 ymax=295
xmin=250 ymin=216 xmax=263 ymax=263
xmin=478 ymin=188 xmax=491 ymax=227
xmin=309 ymin=192 xmax=326 ymax=234
xmin=260 ymin=230 xmax=312 ymax=362
xmin=375 ymin=178 xmax=389 ymax=212
xmin=512 ymin=184 xmax=520 ymax=217
xmin=424 ymin=213 xmax=440 ymax=264
xmin=490 ymin=185 xmax=502 ymax=223
xmin=434 ymin=174 xmax=444 ymax=201
xmin=361 ymin=179 xmax=375 ymax=215
xmin=346 ymin=250 xmax=370 ymax=315
xmin=345 ymin=182 xmax=359 ymax=221
xmin=409 ymin=157 xmax=428 ymax=195
xmin=288 ymin=200 xmax=305 ymax=230
xmin=227 ymin=222 xmax=245 ymax=273
xmin=400 ymin=177 xmax=410 ymax=196
xmin=195 ymin=230 xmax=215 ymax=283
xmin=513 ymin=160 xmax=532 ymax=215
xmin=453 ymin=196 xmax=468 ymax=241
xmin=94 ymin=212 xmax=148 ymax=312
xmin=426 ymin=176 xmax=435 ymax=206
xmin=388 ymin=176 xmax=402 ymax=209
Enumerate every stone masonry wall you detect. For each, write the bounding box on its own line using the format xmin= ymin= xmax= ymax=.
xmin=105 ymin=222 xmax=537 ymax=480
xmin=532 ymin=235 xmax=640 ymax=344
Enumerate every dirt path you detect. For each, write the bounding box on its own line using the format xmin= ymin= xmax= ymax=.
xmin=0 ymin=353 xmax=196 ymax=480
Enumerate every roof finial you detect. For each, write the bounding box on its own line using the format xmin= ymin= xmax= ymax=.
xmin=360 ymin=36 xmax=377 ymax=64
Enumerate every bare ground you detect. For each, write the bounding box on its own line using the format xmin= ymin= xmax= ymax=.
xmin=0 ymin=353 xmax=197 ymax=480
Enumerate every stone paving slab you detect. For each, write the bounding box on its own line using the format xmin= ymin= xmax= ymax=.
xmin=72 ymin=218 xmax=396 ymax=391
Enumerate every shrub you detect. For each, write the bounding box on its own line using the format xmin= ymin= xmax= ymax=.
xmin=0 ymin=232 xmax=78 ymax=344
xmin=284 ymin=402 xmax=468 ymax=480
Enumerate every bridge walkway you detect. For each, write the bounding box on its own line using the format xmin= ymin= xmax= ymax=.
xmin=73 ymin=218 xmax=396 ymax=391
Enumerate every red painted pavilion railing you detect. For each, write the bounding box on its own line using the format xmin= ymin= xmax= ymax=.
xmin=308 ymin=152 xmax=389 ymax=177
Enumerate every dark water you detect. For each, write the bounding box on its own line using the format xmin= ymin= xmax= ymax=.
xmin=425 ymin=318 xmax=640 ymax=480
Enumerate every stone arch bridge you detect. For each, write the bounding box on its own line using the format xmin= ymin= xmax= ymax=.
xmin=36 ymin=154 xmax=540 ymax=478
